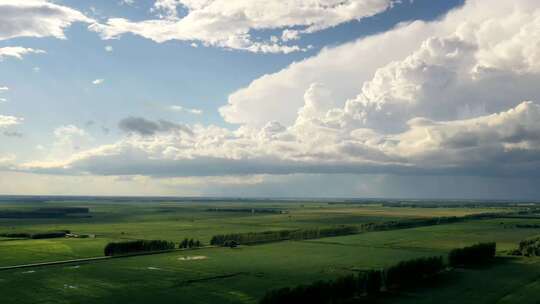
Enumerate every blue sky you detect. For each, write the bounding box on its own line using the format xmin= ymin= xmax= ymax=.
xmin=2 ymin=0 xmax=540 ymax=199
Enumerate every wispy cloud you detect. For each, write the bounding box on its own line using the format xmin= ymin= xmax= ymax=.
xmin=90 ymin=0 xmax=393 ymax=53
xmin=92 ymin=79 xmax=104 ymax=85
xmin=0 ymin=47 xmax=45 ymax=60
xmin=170 ymin=105 xmax=203 ymax=115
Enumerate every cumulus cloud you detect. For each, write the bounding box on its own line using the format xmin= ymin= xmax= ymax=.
xmin=104 ymin=45 xmax=113 ymax=52
xmin=19 ymin=100 xmax=540 ymax=178
xmin=92 ymin=79 xmax=104 ymax=85
xmin=0 ymin=47 xmax=45 ymax=60
xmin=0 ymin=0 xmax=93 ymax=40
xmin=220 ymin=20 xmax=438 ymax=126
xmin=16 ymin=0 xmax=540 ymax=185
xmin=28 ymin=125 xmax=94 ymax=163
xmin=89 ymin=0 xmax=393 ymax=53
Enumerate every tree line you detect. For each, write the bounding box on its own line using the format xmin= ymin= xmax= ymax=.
xmin=513 ymin=236 xmax=540 ymax=256
xmin=448 ymin=242 xmax=496 ymax=267
xmin=206 ymin=208 xmax=285 ymax=214
xmin=210 ymin=209 xmax=525 ymax=248
xmin=385 ymin=256 xmax=444 ymax=289
xmin=104 ymin=240 xmax=175 ymax=256
xmin=179 ymin=238 xmax=202 ymax=249
xmin=515 ymin=224 xmax=540 ymax=229
xmin=261 ymin=243 xmax=497 ymax=304
xmin=260 ymin=256 xmax=443 ymax=304
xmin=0 ymin=230 xmax=70 ymax=239
xmin=210 ymin=226 xmax=358 ymax=246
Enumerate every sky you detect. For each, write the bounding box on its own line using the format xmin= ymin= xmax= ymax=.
xmin=1 ymin=0 xmax=540 ymax=200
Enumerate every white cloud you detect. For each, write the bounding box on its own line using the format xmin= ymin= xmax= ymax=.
xmin=0 ymin=0 xmax=93 ymax=40
xmin=0 ymin=86 xmax=8 ymax=91
xmin=0 ymin=154 xmax=15 ymax=163
xmin=170 ymin=105 xmax=203 ymax=115
xmin=0 ymin=46 xmax=45 ymax=60
xmin=104 ymin=45 xmax=114 ymax=52
xmin=220 ymin=20 xmax=438 ymax=126
xmin=40 ymin=125 xmax=93 ymax=161
xmin=120 ymin=0 xmax=135 ymax=6
xmin=19 ymin=101 xmax=540 ymax=179
xmin=13 ymin=0 xmax=540 ymax=189
xmin=92 ymin=79 xmax=104 ymax=85
xmin=220 ymin=0 xmax=540 ymax=127
xmin=89 ymin=0 xmax=393 ymax=53
xmin=0 ymin=115 xmax=22 ymax=127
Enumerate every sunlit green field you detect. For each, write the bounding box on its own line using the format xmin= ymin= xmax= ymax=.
xmin=0 ymin=199 xmax=539 ymax=304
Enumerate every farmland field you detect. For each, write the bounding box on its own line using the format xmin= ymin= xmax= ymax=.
xmin=1 ymin=197 xmax=540 ymax=304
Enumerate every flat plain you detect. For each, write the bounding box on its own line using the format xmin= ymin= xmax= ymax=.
xmin=1 ymin=198 xmax=539 ymax=304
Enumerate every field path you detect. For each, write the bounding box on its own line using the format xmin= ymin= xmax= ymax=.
xmin=0 ymin=246 xmax=217 ymax=271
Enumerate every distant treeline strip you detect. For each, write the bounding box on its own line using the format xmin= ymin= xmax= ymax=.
xmin=382 ymin=202 xmax=540 ymax=209
xmin=210 ymin=226 xmax=358 ymax=246
xmin=516 ymin=224 xmax=540 ymax=228
xmin=0 ymin=207 xmax=90 ymax=219
xmin=0 ymin=230 xmax=70 ymax=239
xmin=210 ymin=212 xmax=509 ymax=247
xmin=261 ymin=243 xmax=496 ymax=304
xmin=104 ymin=240 xmax=175 ymax=256
xmin=206 ymin=208 xmax=286 ymax=214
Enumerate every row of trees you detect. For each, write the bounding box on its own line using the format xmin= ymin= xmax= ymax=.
xmin=260 ymin=256 xmax=443 ymax=304
xmin=210 ymin=226 xmax=358 ymax=246
xmin=448 ymin=242 xmax=496 ymax=267
xmin=206 ymin=208 xmax=285 ymax=214
xmin=514 ymin=236 xmax=540 ymax=256
xmin=31 ymin=231 xmax=69 ymax=239
xmin=385 ymin=256 xmax=444 ymax=289
xmin=260 ymin=270 xmax=384 ymax=304
xmin=179 ymin=238 xmax=202 ymax=249
xmin=260 ymin=242 xmax=498 ymax=303
xmin=104 ymin=240 xmax=175 ymax=256
xmin=516 ymin=224 xmax=540 ymax=229
xmin=0 ymin=230 xmax=70 ymax=239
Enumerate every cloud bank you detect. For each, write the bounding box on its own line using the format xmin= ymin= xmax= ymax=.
xmin=14 ymin=0 xmax=540 ymax=188
xmin=89 ymin=0 xmax=393 ymax=53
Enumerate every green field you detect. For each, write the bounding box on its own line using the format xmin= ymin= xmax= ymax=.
xmin=1 ymin=199 xmax=540 ymax=304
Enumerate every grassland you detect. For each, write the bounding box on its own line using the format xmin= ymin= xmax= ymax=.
xmin=0 ymin=198 xmax=539 ymax=304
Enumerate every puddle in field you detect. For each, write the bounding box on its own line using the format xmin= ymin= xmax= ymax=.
xmin=21 ymin=270 xmax=35 ymax=274
xmin=178 ymin=255 xmax=208 ymax=261
xmin=147 ymin=267 xmax=161 ymax=270
xmin=69 ymin=265 xmax=80 ymax=269
xmin=63 ymin=284 xmax=78 ymax=289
